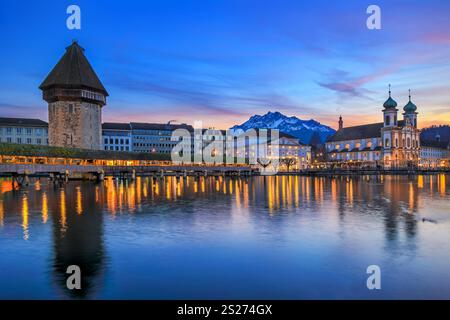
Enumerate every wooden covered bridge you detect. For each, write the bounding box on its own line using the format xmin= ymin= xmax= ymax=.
xmin=0 ymin=143 xmax=257 ymax=187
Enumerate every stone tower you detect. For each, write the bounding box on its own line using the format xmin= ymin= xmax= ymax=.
xmin=39 ymin=41 xmax=108 ymax=150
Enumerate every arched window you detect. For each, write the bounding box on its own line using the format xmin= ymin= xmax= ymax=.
xmin=395 ymin=138 xmax=398 ymax=147
xmin=407 ymin=137 xmax=411 ymax=148
xmin=385 ymin=115 xmax=390 ymax=126
xmin=385 ymin=138 xmax=390 ymax=147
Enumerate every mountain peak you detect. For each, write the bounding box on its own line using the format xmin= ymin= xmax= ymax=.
xmin=230 ymin=111 xmax=335 ymax=145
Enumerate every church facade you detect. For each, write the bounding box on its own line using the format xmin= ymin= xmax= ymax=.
xmin=326 ymin=88 xmax=421 ymax=167
xmin=40 ymin=41 xmax=108 ymax=150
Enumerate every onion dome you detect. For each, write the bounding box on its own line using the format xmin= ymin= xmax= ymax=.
xmin=403 ymin=89 xmax=417 ymax=113
xmin=383 ymin=84 xmax=397 ymax=109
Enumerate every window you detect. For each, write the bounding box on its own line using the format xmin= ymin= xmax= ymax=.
xmin=7 ymin=137 xmax=12 ymax=143
xmin=36 ymin=138 xmax=42 ymax=145
xmin=26 ymin=128 xmax=33 ymax=135
xmin=385 ymin=115 xmax=390 ymax=126
xmin=395 ymin=138 xmax=398 ymax=147
xmin=16 ymin=127 xmax=22 ymax=134
xmin=104 ymin=138 xmax=108 ymax=145
xmin=69 ymin=104 xmax=74 ymax=113
xmin=407 ymin=137 xmax=411 ymax=148
xmin=17 ymin=138 xmax=22 ymax=143
xmin=109 ymin=138 xmax=113 ymax=144
xmin=26 ymin=138 xmax=32 ymax=144
xmin=6 ymin=127 xmax=12 ymax=134
xmin=120 ymin=139 xmax=124 ymax=145
xmin=385 ymin=138 xmax=390 ymax=147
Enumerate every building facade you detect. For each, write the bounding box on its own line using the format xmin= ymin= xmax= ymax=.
xmin=39 ymin=41 xmax=108 ymax=150
xmin=131 ymin=122 xmax=194 ymax=154
xmin=0 ymin=118 xmax=48 ymax=145
xmin=326 ymin=88 xmax=421 ymax=168
xmin=420 ymin=138 xmax=450 ymax=168
xmin=102 ymin=123 xmax=132 ymax=152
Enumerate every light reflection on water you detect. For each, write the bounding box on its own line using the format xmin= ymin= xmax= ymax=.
xmin=0 ymin=175 xmax=449 ymax=299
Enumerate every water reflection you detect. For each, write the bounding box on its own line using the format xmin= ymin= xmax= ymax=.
xmin=0 ymin=174 xmax=448 ymax=299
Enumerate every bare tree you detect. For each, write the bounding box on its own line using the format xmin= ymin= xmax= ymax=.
xmin=280 ymin=158 xmax=297 ymax=172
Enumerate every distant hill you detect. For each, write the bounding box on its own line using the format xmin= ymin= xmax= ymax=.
xmin=230 ymin=111 xmax=335 ymax=145
xmin=421 ymin=125 xmax=450 ymax=143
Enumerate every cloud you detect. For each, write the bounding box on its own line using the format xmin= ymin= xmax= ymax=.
xmin=0 ymin=103 xmax=46 ymax=120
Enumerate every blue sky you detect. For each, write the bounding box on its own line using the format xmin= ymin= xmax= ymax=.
xmin=0 ymin=0 xmax=449 ymax=129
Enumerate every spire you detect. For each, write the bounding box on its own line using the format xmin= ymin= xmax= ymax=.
xmin=383 ymin=83 xmax=397 ymax=109
xmin=403 ymin=89 xmax=417 ymax=113
xmin=338 ymin=115 xmax=343 ymax=130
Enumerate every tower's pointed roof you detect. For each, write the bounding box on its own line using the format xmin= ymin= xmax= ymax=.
xmin=39 ymin=41 xmax=108 ymax=96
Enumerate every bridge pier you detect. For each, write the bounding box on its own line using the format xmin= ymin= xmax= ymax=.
xmin=11 ymin=172 xmax=30 ymax=189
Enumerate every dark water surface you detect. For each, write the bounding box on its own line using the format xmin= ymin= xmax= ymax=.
xmin=0 ymin=175 xmax=449 ymax=299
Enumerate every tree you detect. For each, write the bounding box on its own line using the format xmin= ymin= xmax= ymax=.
xmin=280 ymin=157 xmax=297 ymax=172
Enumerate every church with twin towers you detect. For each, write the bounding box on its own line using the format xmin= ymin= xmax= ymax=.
xmin=326 ymin=85 xmax=421 ymax=167
xmin=39 ymin=40 xmax=108 ymax=150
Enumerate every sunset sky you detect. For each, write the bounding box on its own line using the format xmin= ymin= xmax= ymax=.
xmin=0 ymin=0 xmax=449 ymax=130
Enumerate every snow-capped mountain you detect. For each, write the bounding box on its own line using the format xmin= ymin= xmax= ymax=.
xmin=230 ymin=111 xmax=335 ymax=145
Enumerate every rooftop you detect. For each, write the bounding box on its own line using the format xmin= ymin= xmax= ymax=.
xmin=102 ymin=123 xmax=132 ymax=131
xmin=39 ymin=41 xmax=108 ymax=96
xmin=0 ymin=117 xmax=48 ymax=127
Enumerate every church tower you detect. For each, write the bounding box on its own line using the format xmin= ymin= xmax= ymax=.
xmin=403 ymin=89 xmax=418 ymax=128
xmin=39 ymin=41 xmax=108 ymax=150
xmin=381 ymin=85 xmax=400 ymax=166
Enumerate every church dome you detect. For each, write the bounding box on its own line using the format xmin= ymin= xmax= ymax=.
xmin=383 ymin=96 xmax=397 ymax=109
xmin=383 ymin=85 xmax=397 ymax=109
xmin=403 ymin=90 xmax=417 ymax=113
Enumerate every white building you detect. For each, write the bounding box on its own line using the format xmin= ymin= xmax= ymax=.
xmin=102 ymin=123 xmax=132 ymax=151
xmin=420 ymin=136 xmax=450 ymax=168
xmin=0 ymin=117 xmax=48 ymax=145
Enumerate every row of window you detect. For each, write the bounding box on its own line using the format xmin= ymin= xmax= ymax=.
xmin=134 ymin=136 xmax=172 ymax=141
xmin=104 ymin=146 xmax=130 ymax=151
xmin=0 ymin=127 xmax=47 ymax=135
xmin=134 ymin=143 xmax=177 ymax=148
xmin=331 ymin=141 xmax=380 ymax=150
xmin=104 ymin=138 xmax=130 ymax=145
xmin=385 ymin=137 xmax=419 ymax=148
xmin=0 ymin=137 xmax=47 ymax=144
